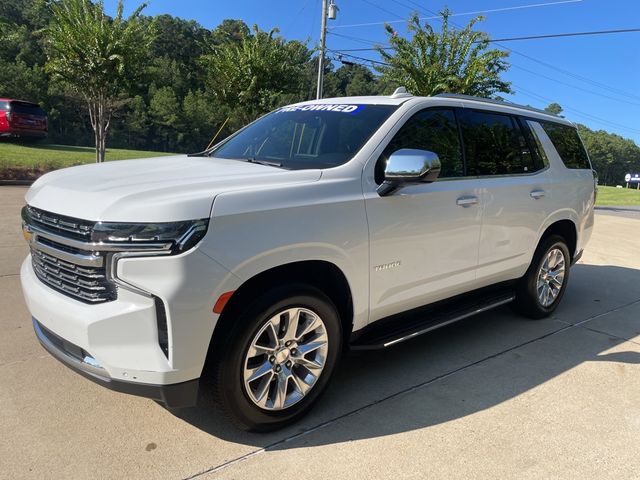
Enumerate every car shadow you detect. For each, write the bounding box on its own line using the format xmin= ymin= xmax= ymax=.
xmin=170 ymin=263 xmax=640 ymax=449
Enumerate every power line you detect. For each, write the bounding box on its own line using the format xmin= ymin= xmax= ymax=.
xmin=357 ymin=0 xmax=404 ymax=20
xmin=388 ymin=0 xmax=423 ymax=16
xmin=328 ymin=48 xmax=390 ymax=67
xmin=328 ymin=27 xmax=640 ymax=51
xmin=283 ymin=0 xmax=314 ymax=35
xmin=327 ymin=51 xmax=640 ymax=134
xmin=329 ymin=11 xmax=640 ymax=103
xmin=331 ymin=44 xmax=640 ymax=106
xmin=328 ymin=2 xmax=640 ymax=135
xmin=508 ymin=49 xmax=640 ymax=102
xmin=329 ymin=50 xmax=640 ymax=135
xmin=329 ymin=33 xmax=640 ymax=106
xmin=510 ymin=84 xmax=640 ymax=134
xmin=330 ymin=0 xmax=582 ymax=29
xmin=510 ymin=64 xmax=640 ymax=107
xmin=327 ymin=30 xmax=380 ymax=46
xmin=487 ymin=27 xmax=640 ymax=43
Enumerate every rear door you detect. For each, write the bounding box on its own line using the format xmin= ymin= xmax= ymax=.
xmin=365 ymin=107 xmax=483 ymax=322
xmin=459 ymin=109 xmax=551 ymax=284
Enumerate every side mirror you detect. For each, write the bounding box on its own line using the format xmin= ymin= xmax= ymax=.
xmin=377 ymin=149 xmax=441 ymax=196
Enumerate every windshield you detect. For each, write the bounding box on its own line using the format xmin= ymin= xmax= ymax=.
xmin=210 ymin=104 xmax=397 ymax=169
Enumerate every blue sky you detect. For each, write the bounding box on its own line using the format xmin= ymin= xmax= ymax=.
xmin=105 ymin=0 xmax=640 ymax=145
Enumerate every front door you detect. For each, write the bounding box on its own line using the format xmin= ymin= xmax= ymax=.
xmin=365 ymin=107 xmax=482 ymax=323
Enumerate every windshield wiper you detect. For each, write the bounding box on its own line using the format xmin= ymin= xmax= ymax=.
xmin=244 ymin=157 xmax=283 ymax=168
xmin=187 ymin=149 xmax=212 ymax=157
xmin=187 ymin=152 xmax=285 ymax=168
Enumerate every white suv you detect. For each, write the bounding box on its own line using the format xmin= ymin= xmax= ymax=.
xmin=20 ymin=91 xmax=595 ymax=431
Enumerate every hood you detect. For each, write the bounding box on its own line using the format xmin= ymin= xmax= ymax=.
xmin=26 ymin=155 xmax=321 ymax=222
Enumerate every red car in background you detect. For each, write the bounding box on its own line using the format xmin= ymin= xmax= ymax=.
xmin=0 ymin=99 xmax=48 ymax=139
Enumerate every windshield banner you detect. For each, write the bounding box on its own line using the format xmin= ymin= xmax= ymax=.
xmin=278 ymin=104 xmax=362 ymax=113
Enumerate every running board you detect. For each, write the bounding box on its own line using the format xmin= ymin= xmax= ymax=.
xmin=350 ymin=288 xmax=515 ymax=350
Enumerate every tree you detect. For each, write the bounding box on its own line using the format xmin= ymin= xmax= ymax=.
xmin=0 ymin=18 xmax=19 ymax=49
xmin=545 ymin=103 xmax=563 ymax=115
xmin=45 ymin=0 xmax=154 ymax=162
xmin=210 ymin=19 xmax=250 ymax=45
xmin=376 ymin=10 xmax=511 ymax=97
xmin=577 ymin=124 xmax=640 ymax=185
xmin=324 ymin=63 xmax=382 ymax=97
xmin=182 ymin=90 xmax=219 ymax=151
xmin=149 ymin=86 xmax=182 ymax=151
xmin=123 ymin=95 xmax=149 ymax=148
xmin=201 ymin=25 xmax=311 ymax=128
xmin=0 ymin=60 xmax=48 ymax=101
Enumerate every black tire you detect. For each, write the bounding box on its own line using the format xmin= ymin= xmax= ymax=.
xmin=512 ymin=235 xmax=571 ymax=319
xmin=206 ymin=285 xmax=342 ymax=432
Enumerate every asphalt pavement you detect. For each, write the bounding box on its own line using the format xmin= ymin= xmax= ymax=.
xmin=2 ymin=185 xmax=640 ymax=480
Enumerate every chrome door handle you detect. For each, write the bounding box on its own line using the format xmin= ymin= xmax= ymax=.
xmin=530 ymin=190 xmax=545 ymax=199
xmin=456 ymin=196 xmax=479 ymax=207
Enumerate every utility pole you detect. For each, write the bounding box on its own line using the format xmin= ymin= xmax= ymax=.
xmin=316 ymin=0 xmax=328 ymax=99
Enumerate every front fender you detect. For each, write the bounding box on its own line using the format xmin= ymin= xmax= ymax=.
xmin=199 ymin=181 xmax=371 ymax=331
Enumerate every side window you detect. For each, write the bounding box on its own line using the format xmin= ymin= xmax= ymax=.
xmin=540 ymin=122 xmax=591 ymax=169
xmin=524 ymin=120 xmax=550 ymax=168
xmin=382 ymin=108 xmax=463 ymax=180
xmin=461 ymin=110 xmax=536 ymax=176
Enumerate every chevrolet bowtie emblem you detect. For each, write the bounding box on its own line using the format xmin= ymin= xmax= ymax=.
xmin=22 ymin=224 xmax=33 ymax=243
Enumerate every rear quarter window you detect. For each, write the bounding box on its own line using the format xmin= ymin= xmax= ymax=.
xmin=540 ymin=122 xmax=591 ymax=169
xmin=0 ymin=101 xmax=8 ymax=111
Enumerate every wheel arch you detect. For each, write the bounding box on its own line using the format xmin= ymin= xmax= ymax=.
xmin=538 ymin=218 xmax=578 ymax=261
xmin=207 ymin=260 xmax=354 ymax=363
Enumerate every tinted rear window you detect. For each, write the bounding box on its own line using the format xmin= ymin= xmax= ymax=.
xmin=541 ymin=122 xmax=591 ymax=169
xmin=460 ymin=110 xmax=538 ymax=175
xmin=9 ymin=101 xmax=46 ymax=116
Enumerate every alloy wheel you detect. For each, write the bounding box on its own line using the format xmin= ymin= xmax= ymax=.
xmin=536 ymin=247 xmax=566 ymax=307
xmin=242 ymin=307 xmax=329 ymax=410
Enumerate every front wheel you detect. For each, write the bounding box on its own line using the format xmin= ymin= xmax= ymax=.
xmin=512 ymin=235 xmax=571 ymax=319
xmin=209 ymin=286 xmax=342 ymax=431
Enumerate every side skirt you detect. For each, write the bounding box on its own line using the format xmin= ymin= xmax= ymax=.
xmin=349 ymin=283 xmax=516 ymax=350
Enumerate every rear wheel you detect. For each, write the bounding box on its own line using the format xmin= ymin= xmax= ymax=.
xmin=208 ymin=285 xmax=342 ymax=431
xmin=513 ymin=235 xmax=571 ymax=319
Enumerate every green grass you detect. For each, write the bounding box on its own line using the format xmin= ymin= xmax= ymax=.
xmin=0 ymin=142 xmax=172 ymax=169
xmin=596 ymin=185 xmax=640 ymax=206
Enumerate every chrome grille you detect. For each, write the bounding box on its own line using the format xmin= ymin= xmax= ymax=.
xmin=23 ymin=206 xmax=117 ymax=304
xmin=25 ymin=205 xmax=94 ymax=241
xmin=31 ymin=247 xmax=116 ymax=304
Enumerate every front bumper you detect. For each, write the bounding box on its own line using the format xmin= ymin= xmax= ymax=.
xmin=20 ymin=243 xmax=241 ymax=403
xmin=33 ymin=318 xmax=198 ymax=407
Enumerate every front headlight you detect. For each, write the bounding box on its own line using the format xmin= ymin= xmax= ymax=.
xmin=91 ymin=219 xmax=209 ymax=253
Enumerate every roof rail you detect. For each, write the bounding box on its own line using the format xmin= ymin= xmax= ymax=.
xmin=434 ymin=93 xmax=559 ymax=118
